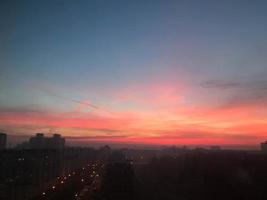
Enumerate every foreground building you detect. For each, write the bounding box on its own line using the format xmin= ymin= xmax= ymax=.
xmin=29 ymin=133 xmax=65 ymax=149
xmin=0 ymin=133 xmax=7 ymax=150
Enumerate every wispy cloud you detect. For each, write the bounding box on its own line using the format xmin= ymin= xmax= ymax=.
xmin=201 ymin=79 xmax=267 ymax=108
xmin=201 ymin=80 xmax=240 ymax=90
xmin=36 ymin=86 xmax=100 ymax=109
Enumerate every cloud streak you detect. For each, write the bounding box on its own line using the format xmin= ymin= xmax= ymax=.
xmin=1 ymin=78 xmax=267 ymax=147
xmin=201 ymin=79 xmax=267 ymax=108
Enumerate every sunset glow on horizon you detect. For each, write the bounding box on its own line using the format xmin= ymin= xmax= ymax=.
xmin=1 ymin=0 xmax=267 ymax=148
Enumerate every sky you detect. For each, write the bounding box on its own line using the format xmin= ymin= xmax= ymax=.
xmin=1 ymin=0 xmax=267 ymax=148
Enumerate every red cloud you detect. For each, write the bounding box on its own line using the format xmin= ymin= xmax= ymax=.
xmin=1 ymin=80 xmax=267 ymax=147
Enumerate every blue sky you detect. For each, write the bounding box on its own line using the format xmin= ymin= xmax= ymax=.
xmin=1 ymin=0 xmax=267 ymax=147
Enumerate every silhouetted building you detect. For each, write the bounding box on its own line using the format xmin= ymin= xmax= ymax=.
xmin=161 ymin=145 xmax=188 ymax=154
xmin=47 ymin=134 xmax=65 ymax=149
xmin=29 ymin=133 xmax=45 ymax=149
xmin=261 ymin=141 xmax=267 ymax=153
xmin=0 ymin=133 xmax=7 ymax=150
xmin=29 ymin=133 xmax=65 ymax=149
xmin=210 ymin=146 xmax=221 ymax=151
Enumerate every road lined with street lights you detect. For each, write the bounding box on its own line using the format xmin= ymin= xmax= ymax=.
xmin=31 ymin=162 xmax=103 ymax=200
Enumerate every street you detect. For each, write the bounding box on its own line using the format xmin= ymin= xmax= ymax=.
xmin=32 ymin=162 xmax=103 ymax=200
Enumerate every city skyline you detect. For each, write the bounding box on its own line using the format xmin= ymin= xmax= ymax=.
xmin=1 ymin=0 xmax=267 ymax=148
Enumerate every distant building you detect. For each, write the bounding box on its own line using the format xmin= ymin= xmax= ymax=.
xmin=29 ymin=133 xmax=65 ymax=149
xmin=261 ymin=141 xmax=267 ymax=153
xmin=47 ymin=134 xmax=65 ymax=149
xmin=0 ymin=133 xmax=7 ymax=150
xmin=29 ymin=133 xmax=45 ymax=149
xmin=210 ymin=146 xmax=221 ymax=151
xmin=161 ymin=145 xmax=188 ymax=156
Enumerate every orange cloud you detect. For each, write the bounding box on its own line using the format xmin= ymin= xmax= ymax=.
xmin=1 ymin=80 xmax=267 ymax=147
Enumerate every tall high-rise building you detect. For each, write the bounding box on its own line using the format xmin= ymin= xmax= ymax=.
xmin=29 ymin=133 xmax=45 ymax=149
xmin=0 ymin=133 xmax=7 ymax=150
xmin=29 ymin=133 xmax=65 ymax=149
xmin=47 ymin=134 xmax=65 ymax=149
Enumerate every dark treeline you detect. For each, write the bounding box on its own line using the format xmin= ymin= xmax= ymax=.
xmin=99 ymin=151 xmax=267 ymax=200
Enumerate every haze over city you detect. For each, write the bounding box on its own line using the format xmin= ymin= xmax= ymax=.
xmin=1 ymin=0 xmax=267 ymax=148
